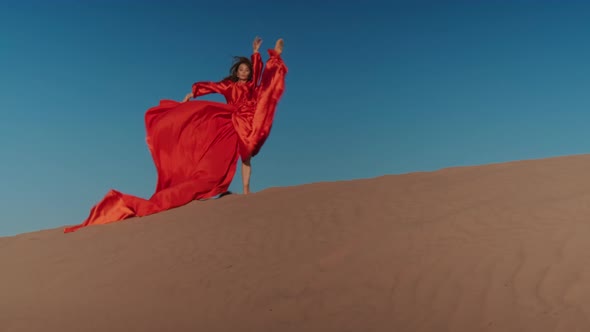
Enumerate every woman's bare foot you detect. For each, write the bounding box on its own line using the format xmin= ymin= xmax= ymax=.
xmin=274 ymin=38 xmax=284 ymax=55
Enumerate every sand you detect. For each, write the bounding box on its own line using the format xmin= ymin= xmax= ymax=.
xmin=3 ymin=154 xmax=590 ymax=331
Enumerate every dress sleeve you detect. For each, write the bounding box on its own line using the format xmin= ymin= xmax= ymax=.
xmin=251 ymin=52 xmax=263 ymax=86
xmin=191 ymin=80 xmax=231 ymax=98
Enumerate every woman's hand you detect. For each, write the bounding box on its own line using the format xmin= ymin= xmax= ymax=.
xmin=253 ymin=36 xmax=262 ymax=53
xmin=182 ymin=92 xmax=193 ymax=102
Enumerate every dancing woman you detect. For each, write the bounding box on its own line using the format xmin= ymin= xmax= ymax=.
xmin=64 ymin=37 xmax=288 ymax=233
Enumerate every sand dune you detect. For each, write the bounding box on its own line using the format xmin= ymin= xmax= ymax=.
xmin=3 ymin=154 xmax=590 ymax=331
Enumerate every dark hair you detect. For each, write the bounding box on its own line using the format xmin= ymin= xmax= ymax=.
xmin=223 ymin=56 xmax=253 ymax=82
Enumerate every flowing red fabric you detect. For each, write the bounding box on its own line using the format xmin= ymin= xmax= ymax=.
xmin=64 ymin=49 xmax=287 ymax=233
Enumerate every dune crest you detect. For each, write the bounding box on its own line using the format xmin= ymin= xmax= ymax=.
xmin=3 ymin=154 xmax=590 ymax=331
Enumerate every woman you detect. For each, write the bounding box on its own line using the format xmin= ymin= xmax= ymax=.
xmin=64 ymin=37 xmax=287 ymax=233
xmin=182 ymin=36 xmax=284 ymax=194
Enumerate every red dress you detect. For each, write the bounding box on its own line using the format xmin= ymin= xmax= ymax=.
xmin=64 ymin=49 xmax=287 ymax=233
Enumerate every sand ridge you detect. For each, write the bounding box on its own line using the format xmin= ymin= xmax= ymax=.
xmin=3 ymin=154 xmax=590 ymax=331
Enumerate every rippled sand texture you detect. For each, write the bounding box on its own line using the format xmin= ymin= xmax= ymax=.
xmin=3 ymin=154 xmax=590 ymax=331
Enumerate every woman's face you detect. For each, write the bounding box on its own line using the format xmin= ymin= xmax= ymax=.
xmin=237 ymin=63 xmax=251 ymax=81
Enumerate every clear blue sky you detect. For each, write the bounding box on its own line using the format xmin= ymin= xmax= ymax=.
xmin=2 ymin=0 xmax=590 ymax=236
